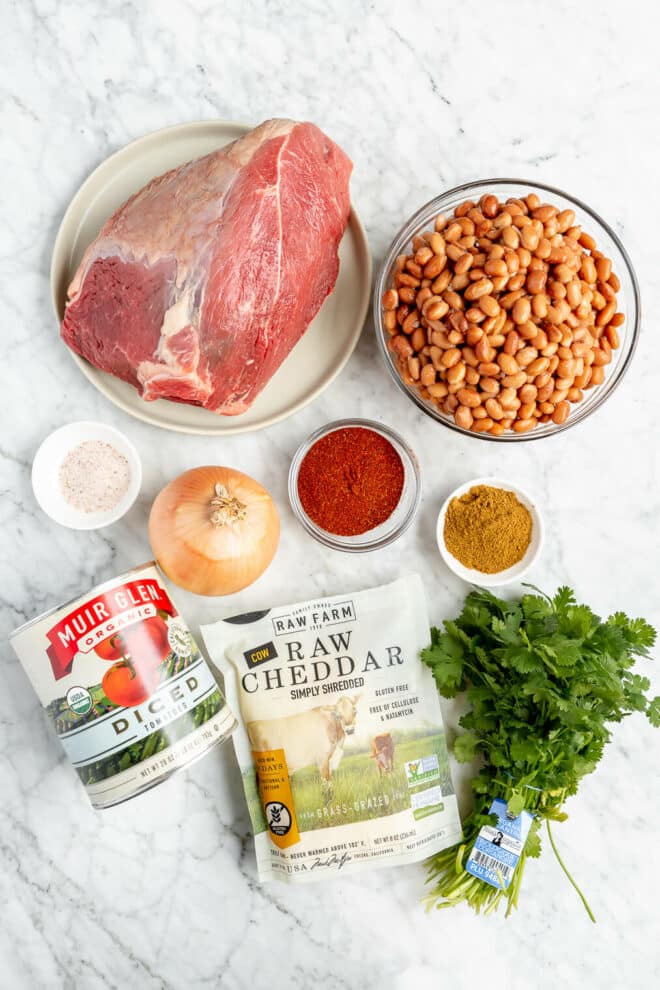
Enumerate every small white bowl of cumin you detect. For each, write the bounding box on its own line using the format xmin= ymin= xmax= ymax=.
xmin=436 ymin=477 xmax=544 ymax=587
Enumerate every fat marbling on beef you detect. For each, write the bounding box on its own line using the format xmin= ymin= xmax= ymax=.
xmin=61 ymin=119 xmax=352 ymax=415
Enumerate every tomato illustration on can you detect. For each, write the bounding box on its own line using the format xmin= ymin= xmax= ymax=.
xmin=95 ymin=615 xmax=173 ymax=707
xmin=101 ymin=658 xmax=159 ymax=707
xmin=94 ymin=615 xmax=171 ymax=668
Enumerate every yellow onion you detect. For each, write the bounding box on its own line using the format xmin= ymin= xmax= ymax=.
xmin=149 ymin=466 xmax=279 ymax=596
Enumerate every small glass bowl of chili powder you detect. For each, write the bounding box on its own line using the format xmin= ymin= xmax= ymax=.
xmin=288 ymin=419 xmax=421 ymax=551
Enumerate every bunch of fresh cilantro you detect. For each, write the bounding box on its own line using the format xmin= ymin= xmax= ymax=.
xmin=421 ymin=585 xmax=658 ymax=920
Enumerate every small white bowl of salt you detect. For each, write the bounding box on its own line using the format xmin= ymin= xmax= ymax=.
xmin=32 ymin=421 xmax=142 ymax=530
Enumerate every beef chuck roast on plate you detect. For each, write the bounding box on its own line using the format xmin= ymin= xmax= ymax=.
xmin=61 ymin=119 xmax=352 ymax=416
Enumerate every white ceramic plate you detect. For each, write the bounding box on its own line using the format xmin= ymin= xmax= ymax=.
xmin=436 ymin=477 xmax=544 ymax=587
xmin=32 ymin=421 xmax=142 ymax=530
xmin=51 ymin=121 xmax=372 ymax=436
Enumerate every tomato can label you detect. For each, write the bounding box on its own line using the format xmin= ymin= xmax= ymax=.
xmin=10 ymin=562 xmax=236 ymax=808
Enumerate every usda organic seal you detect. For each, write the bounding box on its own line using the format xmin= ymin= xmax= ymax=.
xmin=66 ymin=686 xmax=92 ymax=716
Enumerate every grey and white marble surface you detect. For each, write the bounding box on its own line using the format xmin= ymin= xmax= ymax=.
xmin=2 ymin=1 xmax=660 ymax=987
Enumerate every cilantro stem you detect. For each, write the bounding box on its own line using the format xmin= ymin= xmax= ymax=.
xmin=546 ymin=819 xmax=596 ymax=923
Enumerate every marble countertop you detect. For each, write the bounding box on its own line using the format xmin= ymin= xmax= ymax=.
xmin=3 ymin=1 xmax=660 ymax=987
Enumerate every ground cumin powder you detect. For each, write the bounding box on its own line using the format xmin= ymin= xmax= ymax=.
xmin=444 ymin=485 xmax=532 ymax=573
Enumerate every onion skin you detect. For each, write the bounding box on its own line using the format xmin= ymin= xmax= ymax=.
xmin=148 ymin=466 xmax=280 ymax=596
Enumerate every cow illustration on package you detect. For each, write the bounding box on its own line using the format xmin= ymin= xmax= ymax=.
xmin=248 ymin=695 xmax=360 ymax=798
xmin=370 ymin=732 xmax=395 ymax=778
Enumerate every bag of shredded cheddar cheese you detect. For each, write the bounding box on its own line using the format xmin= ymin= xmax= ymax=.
xmin=201 ymin=575 xmax=462 ymax=883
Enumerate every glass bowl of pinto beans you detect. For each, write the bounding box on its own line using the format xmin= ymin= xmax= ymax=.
xmin=374 ymin=179 xmax=640 ymax=441
xmin=288 ymin=418 xmax=422 ymax=551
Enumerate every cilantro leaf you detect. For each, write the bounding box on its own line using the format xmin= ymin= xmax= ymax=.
xmin=421 ymin=630 xmax=465 ymax=696
xmin=559 ymin=604 xmax=597 ymax=639
xmin=628 ymin=617 xmax=657 ymax=652
xmin=502 ymin=646 xmax=539 ymax=674
xmin=491 ymin=613 xmax=522 ymax=645
xmin=553 ymin=586 xmax=577 ymax=611
xmin=647 ymin=697 xmax=660 ymax=728
xmin=525 ymin=826 xmax=542 ymax=859
xmin=548 ymin=637 xmax=583 ymax=666
xmin=510 ymin=737 xmax=538 ymax=763
xmin=453 ymin=731 xmax=480 ymax=762
xmin=521 ymin=592 xmax=553 ymax=624
xmin=611 ymin=614 xmax=657 ymax=656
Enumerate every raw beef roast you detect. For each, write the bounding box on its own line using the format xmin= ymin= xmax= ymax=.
xmin=62 ymin=120 xmax=352 ymax=415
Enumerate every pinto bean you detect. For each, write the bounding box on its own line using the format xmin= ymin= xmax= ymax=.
xmin=485 ymin=397 xmax=505 ymax=420
xmin=457 ymin=387 xmax=482 ymax=408
xmin=455 ymin=405 xmax=474 ymax=430
xmin=552 ymin=401 xmax=570 ymax=424
xmin=391 ymin=335 xmax=413 ymax=358
xmin=479 ymin=377 xmax=500 ymax=396
xmin=446 ymin=362 xmax=467 ymax=385
xmin=512 ymin=418 xmax=536 ymax=433
xmin=516 ymin=346 xmax=539 ymax=367
xmin=502 ymin=371 xmax=527 ymax=389
xmin=497 ymin=353 xmax=520 ymax=375
xmin=472 ymin=417 xmax=495 ymax=433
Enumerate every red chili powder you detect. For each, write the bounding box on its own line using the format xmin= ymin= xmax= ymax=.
xmin=297 ymin=427 xmax=405 ymax=536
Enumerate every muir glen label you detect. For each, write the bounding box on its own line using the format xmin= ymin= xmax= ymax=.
xmin=10 ymin=563 xmax=236 ymax=809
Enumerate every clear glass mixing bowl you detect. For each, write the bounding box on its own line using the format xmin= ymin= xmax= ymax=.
xmin=374 ymin=179 xmax=641 ymax=441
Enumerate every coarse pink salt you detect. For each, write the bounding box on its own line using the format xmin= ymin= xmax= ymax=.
xmin=58 ymin=440 xmax=131 ymax=513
